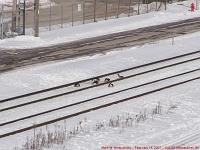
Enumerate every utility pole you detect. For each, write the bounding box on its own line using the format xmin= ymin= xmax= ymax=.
xmin=128 ymin=0 xmax=132 ymax=17
xmin=17 ymin=0 xmax=20 ymax=32
xmin=105 ymin=0 xmax=108 ymax=20
xmin=82 ymin=0 xmax=85 ymax=24
xmin=117 ymin=0 xmax=120 ymax=18
xmin=34 ymin=0 xmax=39 ymax=37
xmin=12 ymin=0 xmax=17 ymax=32
xmin=93 ymin=0 xmax=96 ymax=22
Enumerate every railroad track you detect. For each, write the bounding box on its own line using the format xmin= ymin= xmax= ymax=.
xmin=162 ymin=130 xmax=200 ymax=146
xmin=0 ymin=50 xmax=200 ymax=138
xmin=1 ymin=50 xmax=200 ymax=111
xmin=1 ymin=17 xmax=200 ymax=72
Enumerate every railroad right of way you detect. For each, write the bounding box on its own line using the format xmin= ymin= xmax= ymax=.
xmin=0 ymin=50 xmax=200 ymax=138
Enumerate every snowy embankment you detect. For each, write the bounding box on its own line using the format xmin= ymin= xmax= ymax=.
xmin=0 ymin=0 xmax=200 ymax=49
xmin=0 ymin=30 xmax=200 ymax=149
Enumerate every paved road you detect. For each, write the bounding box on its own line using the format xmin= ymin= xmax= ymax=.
xmin=1 ymin=17 xmax=200 ymax=73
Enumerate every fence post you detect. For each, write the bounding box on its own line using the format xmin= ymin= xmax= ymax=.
xmin=128 ymin=0 xmax=132 ymax=17
xmin=1 ymin=4 xmax=3 ymax=39
xmin=116 ymin=0 xmax=120 ymax=18
xmin=82 ymin=0 xmax=85 ymax=24
xmin=49 ymin=1 xmax=52 ymax=31
xmin=146 ymin=3 xmax=148 ymax=13
xmin=17 ymin=2 xmax=21 ymax=31
xmin=34 ymin=0 xmax=39 ymax=37
xmin=72 ymin=4 xmax=74 ymax=26
xmin=12 ymin=0 xmax=17 ymax=32
xmin=22 ymin=0 xmax=25 ymax=35
xmin=61 ymin=4 xmax=63 ymax=28
xmin=93 ymin=0 xmax=96 ymax=22
xmin=156 ymin=0 xmax=157 ymax=11
xmin=172 ymin=36 xmax=174 ymax=45
xmin=137 ymin=0 xmax=140 ymax=15
xmin=105 ymin=0 xmax=108 ymax=20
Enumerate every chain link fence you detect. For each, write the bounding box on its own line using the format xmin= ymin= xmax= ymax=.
xmin=36 ymin=0 xmax=166 ymax=32
xmin=0 ymin=0 xmax=169 ymax=39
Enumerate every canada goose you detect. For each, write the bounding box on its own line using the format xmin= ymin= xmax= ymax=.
xmin=92 ymin=78 xmax=100 ymax=85
xmin=74 ymin=82 xmax=80 ymax=87
xmin=104 ymin=78 xmax=110 ymax=83
xmin=108 ymin=82 xmax=114 ymax=87
xmin=117 ymin=73 xmax=124 ymax=79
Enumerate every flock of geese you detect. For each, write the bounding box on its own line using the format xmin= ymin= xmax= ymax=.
xmin=74 ymin=73 xmax=124 ymax=87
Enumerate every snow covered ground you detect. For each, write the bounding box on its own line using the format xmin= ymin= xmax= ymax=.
xmin=1 ymin=81 xmax=200 ymax=149
xmin=0 ymin=29 xmax=200 ymax=149
xmin=0 ymin=1 xmax=200 ymax=149
xmin=0 ymin=0 xmax=200 ymax=49
xmin=33 ymin=79 xmax=200 ymax=150
xmin=41 ymin=79 xmax=200 ymax=149
xmin=1 ymin=31 xmax=200 ymax=99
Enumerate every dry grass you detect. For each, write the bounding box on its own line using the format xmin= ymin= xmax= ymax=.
xmin=14 ymin=101 xmax=179 ymax=150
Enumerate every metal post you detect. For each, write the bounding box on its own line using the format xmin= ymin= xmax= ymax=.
xmin=165 ymin=0 xmax=167 ymax=10
xmin=61 ymin=4 xmax=63 ymax=28
xmin=156 ymin=0 xmax=157 ymax=11
xmin=34 ymin=0 xmax=39 ymax=37
xmin=17 ymin=1 xmax=21 ymax=32
xmin=146 ymin=3 xmax=148 ymax=13
xmin=49 ymin=2 xmax=52 ymax=31
xmin=93 ymin=0 xmax=96 ymax=22
xmin=117 ymin=0 xmax=120 ymax=18
xmin=196 ymin=0 xmax=199 ymax=10
xmin=137 ymin=0 xmax=140 ymax=15
xmin=105 ymin=0 xmax=108 ymax=20
xmin=128 ymin=0 xmax=132 ymax=17
xmin=72 ymin=4 xmax=74 ymax=26
xmin=12 ymin=0 xmax=17 ymax=32
xmin=172 ymin=37 xmax=174 ymax=45
xmin=22 ymin=0 xmax=25 ymax=35
xmin=82 ymin=0 xmax=85 ymax=24
xmin=1 ymin=4 xmax=4 ymax=39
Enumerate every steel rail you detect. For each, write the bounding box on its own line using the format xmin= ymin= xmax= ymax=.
xmin=1 ymin=55 xmax=200 ymax=112
xmin=0 ymin=75 xmax=199 ymax=138
xmin=1 ymin=50 xmax=200 ymax=104
xmin=162 ymin=131 xmax=200 ymax=146
xmin=0 ymin=68 xmax=199 ymax=127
